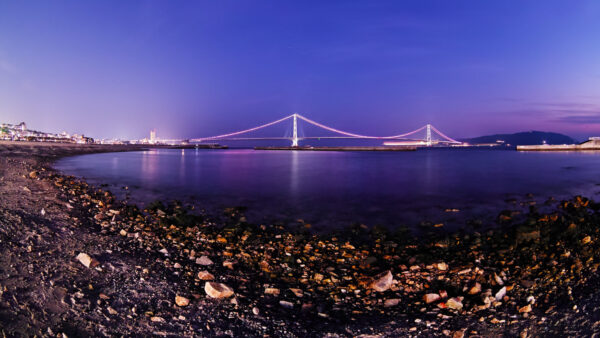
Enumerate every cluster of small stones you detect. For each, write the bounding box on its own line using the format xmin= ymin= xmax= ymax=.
xmin=39 ymin=171 xmax=600 ymax=334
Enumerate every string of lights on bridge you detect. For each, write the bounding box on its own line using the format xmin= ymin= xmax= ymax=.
xmin=189 ymin=113 xmax=460 ymax=146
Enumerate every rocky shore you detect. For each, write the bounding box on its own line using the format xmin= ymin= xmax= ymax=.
xmin=1 ymin=142 xmax=600 ymax=337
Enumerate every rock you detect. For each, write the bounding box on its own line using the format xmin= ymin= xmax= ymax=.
xmin=423 ymin=293 xmax=441 ymax=304
xmin=370 ymin=270 xmax=393 ymax=292
xmin=516 ymin=229 xmax=540 ymax=243
xmin=40 ymin=208 xmax=46 ymax=216
xmin=280 ymin=300 xmax=294 ymax=309
xmin=518 ymin=304 xmax=532 ymax=313
xmin=495 ymin=286 xmax=506 ymax=301
xmin=384 ymin=298 xmax=400 ymax=307
xmin=494 ymin=273 xmax=504 ymax=286
xmin=119 ymin=230 xmax=127 ymax=236
xmin=150 ymin=316 xmax=165 ymax=323
xmin=289 ymin=288 xmax=303 ymax=298
xmin=76 ymin=252 xmax=99 ymax=268
xmin=252 ymin=307 xmax=260 ymax=315
xmin=197 ymin=271 xmax=214 ymax=281
xmin=468 ymin=282 xmax=481 ymax=295
xmin=196 ymin=256 xmax=213 ymax=266
xmin=446 ymin=297 xmax=463 ymax=310
xmin=175 ymin=295 xmax=190 ymax=307
xmin=204 ymin=282 xmax=234 ymax=299
xmin=107 ymin=307 xmax=118 ymax=315
xmin=28 ymin=171 xmax=38 ymax=179
xmin=264 ymin=288 xmax=280 ymax=296
xmin=453 ymin=329 xmax=466 ymax=338
xmin=222 ymin=260 xmax=235 ymax=270
xmin=582 ymin=236 xmax=592 ymax=244
xmin=23 ymin=186 xmax=31 ymax=193
xmin=436 ymin=262 xmax=448 ymax=271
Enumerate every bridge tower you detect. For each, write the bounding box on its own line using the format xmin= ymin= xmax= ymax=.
xmin=426 ymin=124 xmax=432 ymax=147
xmin=291 ymin=113 xmax=299 ymax=147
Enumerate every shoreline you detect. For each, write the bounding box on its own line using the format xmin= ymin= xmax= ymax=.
xmin=1 ymin=142 xmax=600 ymax=336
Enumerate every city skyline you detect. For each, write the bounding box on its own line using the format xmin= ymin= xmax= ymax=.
xmin=1 ymin=1 xmax=600 ymax=140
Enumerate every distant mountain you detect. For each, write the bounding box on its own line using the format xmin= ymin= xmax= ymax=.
xmin=461 ymin=131 xmax=578 ymax=146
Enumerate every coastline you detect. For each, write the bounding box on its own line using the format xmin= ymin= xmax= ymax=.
xmin=1 ymin=142 xmax=600 ymax=336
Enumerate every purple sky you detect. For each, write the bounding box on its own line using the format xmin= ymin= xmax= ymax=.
xmin=1 ymin=1 xmax=599 ymax=141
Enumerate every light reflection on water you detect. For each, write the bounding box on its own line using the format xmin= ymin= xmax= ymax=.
xmin=55 ymin=148 xmax=600 ymax=232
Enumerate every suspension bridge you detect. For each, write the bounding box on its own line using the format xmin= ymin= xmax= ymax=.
xmin=189 ymin=113 xmax=460 ymax=147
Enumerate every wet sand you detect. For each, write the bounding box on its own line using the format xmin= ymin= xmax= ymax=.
xmin=1 ymin=141 xmax=600 ymax=337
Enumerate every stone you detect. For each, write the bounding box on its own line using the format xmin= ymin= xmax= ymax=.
xmin=371 ymin=270 xmax=393 ymax=292
xmin=582 ymin=236 xmax=592 ymax=244
xmin=28 ymin=171 xmax=38 ymax=179
xmin=76 ymin=253 xmax=99 ymax=268
xmin=197 ymin=271 xmax=214 ymax=281
xmin=107 ymin=307 xmax=118 ymax=315
xmin=196 ymin=256 xmax=213 ymax=266
xmin=175 ymin=295 xmax=190 ymax=307
xmin=436 ymin=262 xmax=448 ymax=271
xmin=446 ymin=298 xmax=463 ymax=310
xmin=289 ymin=288 xmax=303 ymax=298
xmin=468 ymin=282 xmax=481 ymax=295
xmin=252 ymin=307 xmax=260 ymax=315
xmin=494 ymin=273 xmax=504 ymax=286
xmin=204 ymin=282 xmax=234 ymax=299
xmin=453 ymin=329 xmax=466 ymax=338
xmin=264 ymin=288 xmax=280 ymax=296
xmin=384 ymin=298 xmax=400 ymax=307
xmin=423 ymin=293 xmax=441 ymax=304
xmin=495 ymin=286 xmax=507 ymax=301
xmin=518 ymin=304 xmax=532 ymax=313
xmin=150 ymin=316 xmax=165 ymax=323
xmin=280 ymin=300 xmax=294 ymax=309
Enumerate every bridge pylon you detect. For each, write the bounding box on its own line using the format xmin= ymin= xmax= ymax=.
xmin=291 ymin=113 xmax=299 ymax=147
xmin=426 ymin=124 xmax=432 ymax=146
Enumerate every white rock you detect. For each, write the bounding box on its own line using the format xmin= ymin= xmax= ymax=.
xmin=371 ymin=270 xmax=393 ymax=292
xmin=76 ymin=252 xmax=99 ymax=268
xmin=204 ymin=282 xmax=234 ymax=299
xmin=495 ymin=286 xmax=507 ymax=301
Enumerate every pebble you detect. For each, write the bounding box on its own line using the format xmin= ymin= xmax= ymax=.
xmin=495 ymin=286 xmax=507 ymax=301
xmin=196 ymin=256 xmax=213 ymax=266
xmin=76 ymin=252 xmax=99 ymax=268
xmin=197 ymin=271 xmax=214 ymax=281
xmin=175 ymin=295 xmax=190 ymax=307
xmin=371 ymin=270 xmax=393 ymax=292
xmin=204 ymin=282 xmax=234 ymax=299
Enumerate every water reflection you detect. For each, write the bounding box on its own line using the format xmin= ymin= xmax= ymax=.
xmin=55 ymin=149 xmax=600 ymax=231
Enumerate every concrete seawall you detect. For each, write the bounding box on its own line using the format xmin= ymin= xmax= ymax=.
xmin=517 ymin=138 xmax=600 ymax=151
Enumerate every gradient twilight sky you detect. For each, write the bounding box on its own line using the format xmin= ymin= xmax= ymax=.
xmin=1 ymin=1 xmax=600 ymax=141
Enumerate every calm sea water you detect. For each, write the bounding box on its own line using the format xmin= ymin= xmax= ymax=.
xmin=54 ymin=148 xmax=600 ymax=232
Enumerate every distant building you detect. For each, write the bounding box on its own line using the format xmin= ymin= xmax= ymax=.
xmin=150 ymin=129 xmax=157 ymax=144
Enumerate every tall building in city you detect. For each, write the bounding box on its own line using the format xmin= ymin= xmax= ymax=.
xmin=150 ymin=129 xmax=156 ymax=143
